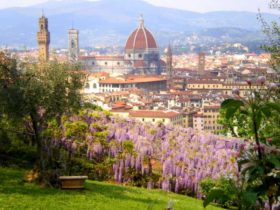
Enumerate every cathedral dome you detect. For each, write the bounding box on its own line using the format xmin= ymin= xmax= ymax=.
xmin=125 ymin=16 xmax=157 ymax=50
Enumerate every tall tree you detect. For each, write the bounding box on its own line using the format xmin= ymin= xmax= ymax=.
xmin=0 ymin=52 xmax=83 ymax=181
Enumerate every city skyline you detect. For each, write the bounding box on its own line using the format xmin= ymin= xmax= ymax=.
xmin=0 ymin=0 xmax=276 ymax=14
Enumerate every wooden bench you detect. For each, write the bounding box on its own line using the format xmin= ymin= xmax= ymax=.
xmin=59 ymin=176 xmax=88 ymax=189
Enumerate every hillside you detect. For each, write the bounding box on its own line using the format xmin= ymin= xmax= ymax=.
xmin=0 ymin=167 xmax=223 ymax=210
xmin=0 ymin=0 xmax=276 ymax=47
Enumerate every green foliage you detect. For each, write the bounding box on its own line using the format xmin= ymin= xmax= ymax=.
xmin=201 ymin=177 xmax=240 ymax=208
xmin=239 ymin=191 xmax=258 ymax=210
xmin=88 ymin=157 xmax=115 ymax=180
xmin=123 ymin=140 xmax=135 ymax=154
xmin=203 ymin=189 xmax=230 ymax=208
xmin=0 ymin=115 xmax=37 ymax=168
xmin=220 ymin=97 xmax=280 ymax=140
xmin=122 ymin=168 xmax=161 ymax=188
xmin=217 ymin=52 xmax=280 ymax=209
xmin=82 ymin=102 xmax=103 ymax=111
xmin=221 ymin=99 xmax=245 ymax=119
xmin=238 ymin=150 xmax=280 ymax=208
xmin=201 ymin=176 xmax=258 ymax=209
xmin=0 ymin=52 xmax=83 ymax=180
xmin=200 ymin=178 xmax=216 ymax=196
xmin=64 ymin=120 xmax=88 ymax=139
xmin=219 ymin=82 xmax=280 ymax=209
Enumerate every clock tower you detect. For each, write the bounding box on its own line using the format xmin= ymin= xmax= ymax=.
xmin=37 ymin=15 xmax=50 ymax=62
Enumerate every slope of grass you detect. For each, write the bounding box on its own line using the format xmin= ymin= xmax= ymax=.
xmin=0 ymin=167 xmax=223 ymax=210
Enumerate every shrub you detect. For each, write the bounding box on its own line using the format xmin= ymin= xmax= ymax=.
xmin=200 ymin=177 xmax=238 ymax=208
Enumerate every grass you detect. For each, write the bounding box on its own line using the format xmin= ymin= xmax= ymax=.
xmin=0 ymin=167 xmax=224 ymax=210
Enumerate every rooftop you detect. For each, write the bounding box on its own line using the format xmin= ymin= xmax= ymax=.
xmin=100 ymin=76 xmax=167 ymax=84
xmin=129 ymin=110 xmax=180 ymax=118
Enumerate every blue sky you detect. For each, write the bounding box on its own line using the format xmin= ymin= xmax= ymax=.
xmin=0 ymin=0 xmax=276 ymax=13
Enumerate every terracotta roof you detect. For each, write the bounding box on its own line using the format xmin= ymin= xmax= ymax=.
xmin=109 ymin=91 xmax=130 ymax=96
xmin=111 ymin=108 xmax=132 ymax=112
xmin=188 ymin=80 xmax=223 ymax=85
xmin=203 ymin=105 xmax=220 ymax=110
xmin=115 ymin=101 xmax=126 ymax=105
xmin=80 ymin=55 xmax=124 ymax=61
xmin=170 ymin=91 xmax=194 ymax=95
xmin=129 ymin=110 xmax=180 ymax=118
xmin=125 ymin=20 xmax=157 ymax=50
xmin=100 ymin=76 xmax=167 ymax=84
xmin=225 ymin=82 xmax=262 ymax=86
xmin=88 ymin=72 xmax=109 ymax=77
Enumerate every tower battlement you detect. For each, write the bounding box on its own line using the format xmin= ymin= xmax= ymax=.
xmin=37 ymin=15 xmax=50 ymax=61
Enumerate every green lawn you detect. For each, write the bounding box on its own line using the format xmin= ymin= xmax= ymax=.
xmin=0 ymin=168 xmax=223 ymax=210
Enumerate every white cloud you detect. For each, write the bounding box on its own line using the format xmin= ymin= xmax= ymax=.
xmin=0 ymin=0 xmax=46 ymax=8
xmin=0 ymin=0 xmax=277 ymax=14
xmin=145 ymin=0 xmax=273 ymax=13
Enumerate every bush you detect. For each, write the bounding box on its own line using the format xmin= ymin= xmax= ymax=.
xmin=200 ymin=177 xmax=238 ymax=208
xmin=200 ymin=178 xmax=216 ymax=197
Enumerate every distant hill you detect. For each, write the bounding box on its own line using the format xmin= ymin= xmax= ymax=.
xmin=0 ymin=0 xmax=276 ymax=48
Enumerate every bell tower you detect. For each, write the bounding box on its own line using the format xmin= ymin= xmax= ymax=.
xmin=37 ymin=14 xmax=50 ymax=62
xmin=198 ymin=52 xmax=205 ymax=75
xmin=68 ymin=28 xmax=79 ymax=62
xmin=165 ymin=44 xmax=173 ymax=89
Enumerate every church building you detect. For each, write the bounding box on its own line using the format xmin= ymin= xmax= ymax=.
xmin=80 ymin=15 xmax=165 ymax=76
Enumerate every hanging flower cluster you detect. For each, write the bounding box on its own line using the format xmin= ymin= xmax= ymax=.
xmin=47 ymin=110 xmax=244 ymax=196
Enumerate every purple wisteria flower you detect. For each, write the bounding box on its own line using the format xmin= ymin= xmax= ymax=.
xmin=54 ymin=110 xmax=244 ymax=196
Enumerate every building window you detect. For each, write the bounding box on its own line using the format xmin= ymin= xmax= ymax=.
xmin=92 ymin=62 xmax=95 ymax=65
xmin=128 ymin=54 xmax=131 ymax=58
xmin=105 ymin=62 xmax=108 ymax=65
xmin=117 ymin=62 xmax=120 ymax=65
xmin=152 ymin=119 xmax=155 ymax=122
xmin=138 ymin=54 xmax=142 ymax=58
xmin=142 ymin=118 xmax=145 ymax=122
xmin=93 ymin=83 xmax=97 ymax=89
xmin=85 ymin=83 xmax=90 ymax=88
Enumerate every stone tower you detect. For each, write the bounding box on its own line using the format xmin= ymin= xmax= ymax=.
xmin=68 ymin=28 xmax=79 ymax=62
xmin=165 ymin=44 xmax=173 ymax=89
xmin=37 ymin=14 xmax=50 ymax=62
xmin=198 ymin=52 xmax=205 ymax=75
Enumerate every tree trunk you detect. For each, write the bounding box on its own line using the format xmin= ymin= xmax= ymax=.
xmin=148 ymin=156 xmax=152 ymax=176
xmin=67 ymin=151 xmax=73 ymax=176
xmin=30 ymin=112 xmax=44 ymax=177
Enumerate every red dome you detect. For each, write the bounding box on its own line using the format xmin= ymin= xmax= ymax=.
xmin=125 ymin=17 xmax=157 ymax=50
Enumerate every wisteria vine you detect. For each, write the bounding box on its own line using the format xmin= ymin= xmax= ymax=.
xmin=45 ymin=110 xmax=244 ymax=196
